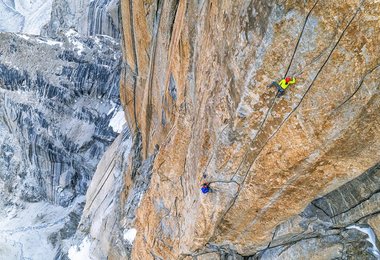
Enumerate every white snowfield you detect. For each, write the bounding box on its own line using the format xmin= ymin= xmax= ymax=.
xmin=68 ymin=237 xmax=92 ymax=260
xmin=0 ymin=0 xmax=53 ymax=34
xmin=0 ymin=200 xmax=83 ymax=259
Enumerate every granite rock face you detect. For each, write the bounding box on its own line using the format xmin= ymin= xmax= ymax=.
xmin=0 ymin=0 xmax=124 ymax=258
xmin=111 ymin=0 xmax=380 ymax=258
xmin=67 ymin=129 xmax=159 ymax=260
xmin=190 ymin=164 xmax=380 ymax=259
xmin=77 ymin=161 xmax=380 ymax=259
xmin=253 ymin=163 xmax=380 ymax=259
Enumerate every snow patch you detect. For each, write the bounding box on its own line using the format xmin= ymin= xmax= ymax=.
xmin=16 ymin=34 xmax=63 ymax=46
xmin=123 ymin=228 xmax=137 ymax=244
xmin=347 ymin=225 xmax=380 ymax=257
xmin=66 ymin=29 xmax=85 ymax=55
xmin=17 ymin=34 xmax=30 ymax=41
xmin=94 ymin=37 xmax=103 ymax=49
xmin=68 ymin=237 xmax=92 ymax=260
xmin=65 ymin=28 xmax=80 ymax=37
xmin=72 ymin=40 xmax=85 ymax=55
xmin=109 ymin=109 xmax=126 ymax=133
xmin=37 ymin=38 xmax=63 ymax=46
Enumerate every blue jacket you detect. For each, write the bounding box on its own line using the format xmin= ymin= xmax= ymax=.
xmin=201 ymin=186 xmax=210 ymax=194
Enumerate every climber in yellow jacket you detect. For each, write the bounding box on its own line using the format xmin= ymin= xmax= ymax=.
xmin=269 ymin=77 xmax=296 ymax=96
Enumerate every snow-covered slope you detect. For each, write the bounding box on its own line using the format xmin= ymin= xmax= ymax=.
xmin=0 ymin=0 xmax=24 ymax=33
xmin=0 ymin=0 xmax=53 ymax=34
xmin=0 ymin=199 xmax=83 ymax=259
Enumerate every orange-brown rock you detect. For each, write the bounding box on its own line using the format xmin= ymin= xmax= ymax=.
xmin=116 ymin=0 xmax=380 ymax=258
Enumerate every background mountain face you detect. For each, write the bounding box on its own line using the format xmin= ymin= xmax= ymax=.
xmin=0 ymin=0 xmax=119 ymax=38
xmin=0 ymin=0 xmax=54 ymax=34
xmin=1 ymin=0 xmax=380 ymax=259
xmin=0 ymin=0 xmax=123 ymax=258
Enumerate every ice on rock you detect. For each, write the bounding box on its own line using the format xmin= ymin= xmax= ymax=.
xmin=109 ymin=109 xmax=126 ymax=133
xmin=124 ymin=228 xmax=137 ymax=244
xmin=68 ymin=237 xmax=92 ymax=260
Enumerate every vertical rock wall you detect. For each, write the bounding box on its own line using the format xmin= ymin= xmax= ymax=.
xmin=117 ymin=0 xmax=380 ymax=258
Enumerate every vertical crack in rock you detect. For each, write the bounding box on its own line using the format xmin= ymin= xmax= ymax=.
xmin=336 ymin=63 xmax=380 ymax=109
xmin=42 ymin=0 xmax=121 ymax=38
xmin=128 ymin=0 xmax=139 ymax=130
xmin=284 ymin=0 xmax=320 ymax=77
xmin=114 ymin=0 xmax=380 ymax=257
xmin=144 ymin=0 xmax=165 ymax=158
xmin=168 ymin=0 xmax=180 ymax=44
xmin=48 ymin=0 xmax=380 ymax=258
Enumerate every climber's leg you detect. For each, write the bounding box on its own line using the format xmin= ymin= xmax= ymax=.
xmin=277 ymin=89 xmax=285 ymax=97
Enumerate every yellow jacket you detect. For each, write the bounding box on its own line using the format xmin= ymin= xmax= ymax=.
xmin=278 ymin=77 xmax=296 ymax=90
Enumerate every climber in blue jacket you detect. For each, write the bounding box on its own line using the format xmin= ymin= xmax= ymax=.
xmin=201 ymin=182 xmax=211 ymax=194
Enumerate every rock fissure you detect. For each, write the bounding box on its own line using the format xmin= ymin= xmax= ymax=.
xmin=310 ymin=201 xmax=331 ymax=217
xmin=144 ymin=0 xmax=165 ymax=158
xmin=336 ymin=63 xmax=380 ymax=110
xmin=354 ymin=210 xmax=380 ymax=225
xmin=331 ymin=190 xmax=380 ymax=220
xmin=128 ymin=0 xmax=140 ymax=130
xmin=284 ymin=0 xmax=320 ymax=77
